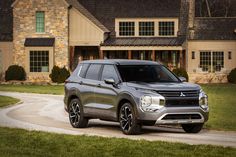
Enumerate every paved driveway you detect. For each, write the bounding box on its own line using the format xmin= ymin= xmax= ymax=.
xmin=0 ymin=91 xmax=236 ymax=148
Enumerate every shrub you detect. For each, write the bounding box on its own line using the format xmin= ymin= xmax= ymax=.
xmin=5 ymin=65 xmax=26 ymax=81
xmin=49 ymin=66 xmax=70 ymax=83
xmin=227 ymin=68 xmax=236 ymax=84
xmin=172 ymin=68 xmax=189 ymax=81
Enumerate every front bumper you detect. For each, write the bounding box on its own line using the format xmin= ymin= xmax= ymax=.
xmin=137 ymin=106 xmax=209 ymax=125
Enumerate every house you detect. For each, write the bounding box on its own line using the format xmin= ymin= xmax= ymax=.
xmin=0 ymin=0 xmax=235 ymax=83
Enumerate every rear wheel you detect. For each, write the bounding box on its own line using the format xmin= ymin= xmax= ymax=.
xmin=68 ymin=98 xmax=88 ymax=128
xmin=119 ymin=103 xmax=141 ymax=135
xmin=181 ymin=123 xmax=203 ymax=133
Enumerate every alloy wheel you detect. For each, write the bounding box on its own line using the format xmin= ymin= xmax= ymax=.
xmin=69 ymin=101 xmax=80 ymax=126
xmin=120 ymin=106 xmax=133 ymax=132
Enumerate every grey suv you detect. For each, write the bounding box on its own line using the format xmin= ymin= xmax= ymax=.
xmin=64 ymin=60 xmax=209 ymax=135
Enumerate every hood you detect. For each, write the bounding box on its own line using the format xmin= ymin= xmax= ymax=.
xmin=126 ymin=82 xmax=201 ymax=91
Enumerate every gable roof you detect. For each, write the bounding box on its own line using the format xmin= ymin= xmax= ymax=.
xmin=78 ymin=0 xmax=181 ymax=35
xmin=66 ymin=0 xmax=109 ymax=32
xmin=0 ymin=0 xmax=13 ymax=41
xmin=192 ymin=18 xmax=236 ymax=40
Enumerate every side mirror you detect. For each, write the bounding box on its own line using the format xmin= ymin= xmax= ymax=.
xmin=104 ymin=78 xmax=115 ymax=85
xmin=179 ymin=77 xmax=187 ymax=82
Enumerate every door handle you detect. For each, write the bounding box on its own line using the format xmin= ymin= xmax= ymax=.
xmin=79 ymin=81 xmax=83 ymax=85
xmin=97 ymin=84 xmax=101 ymax=87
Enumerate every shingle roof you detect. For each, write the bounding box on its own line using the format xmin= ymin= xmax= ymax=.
xmin=78 ymin=0 xmax=181 ymax=35
xmin=192 ymin=18 xmax=236 ymax=40
xmin=66 ymin=0 xmax=109 ymax=32
xmin=102 ymin=37 xmax=185 ymax=46
xmin=0 ymin=0 xmax=14 ymax=41
xmin=24 ymin=38 xmax=55 ymax=47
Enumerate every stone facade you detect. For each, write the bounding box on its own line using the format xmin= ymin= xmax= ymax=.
xmin=189 ymin=73 xmax=228 ymax=84
xmin=13 ymin=0 xmax=69 ymax=81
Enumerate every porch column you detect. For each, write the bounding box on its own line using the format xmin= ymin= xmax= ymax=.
xmin=99 ymin=49 xmax=104 ymax=59
xmin=69 ymin=46 xmax=75 ymax=70
xmin=128 ymin=50 xmax=132 ymax=59
xmin=151 ymin=50 xmax=155 ymax=61
xmin=180 ymin=50 xmax=186 ymax=69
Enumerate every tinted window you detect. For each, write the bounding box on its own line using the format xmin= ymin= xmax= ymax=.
xmin=85 ymin=64 xmax=102 ymax=80
xmin=117 ymin=65 xmax=179 ymax=83
xmin=79 ymin=64 xmax=89 ymax=78
xmin=101 ymin=65 xmax=119 ymax=82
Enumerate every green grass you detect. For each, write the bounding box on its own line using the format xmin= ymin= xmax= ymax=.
xmin=202 ymin=84 xmax=236 ymax=131
xmin=0 ymin=127 xmax=235 ymax=157
xmin=0 ymin=84 xmax=236 ymax=131
xmin=0 ymin=84 xmax=64 ymax=95
xmin=0 ymin=95 xmax=20 ymax=108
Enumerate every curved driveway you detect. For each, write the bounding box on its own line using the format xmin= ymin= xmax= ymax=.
xmin=0 ymin=91 xmax=236 ymax=148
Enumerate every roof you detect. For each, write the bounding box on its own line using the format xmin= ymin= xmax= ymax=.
xmin=78 ymin=0 xmax=181 ymax=35
xmin=24 ymin=38 xmax=55 ymax=47
xmin=101 ymin=37 xmax=185 ymax=46
xmin=66 ymin=0 xmax=109 ymax=32
xmin=0 ymin=0 xmax=13 ymax=41
xmin=81 ymin=59 xmax=159 ymax=65
xmin=192 ymin=18 xmax=236 ymax=40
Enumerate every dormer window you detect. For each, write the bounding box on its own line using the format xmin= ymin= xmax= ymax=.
xmin=119 ymin=22 xmax=135 ymax=36
xmin=159 ymin=21 xmax=174 ymax=36
xmin=139 ymin=22 xmax=154 ymax=36
xmin=36 ymin=11 xmax=45 ymax=33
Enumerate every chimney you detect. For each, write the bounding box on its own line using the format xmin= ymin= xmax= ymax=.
xmin=188 ymin=0 xmax=195 ymax=39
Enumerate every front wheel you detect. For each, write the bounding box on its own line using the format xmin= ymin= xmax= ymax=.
xmin=68 ymin=98 xmax=88 ymax=128
xmin=181 ymin=123 xmax=204 ymax=133
xmin=119 ymin=103 xmax=141 ymax=135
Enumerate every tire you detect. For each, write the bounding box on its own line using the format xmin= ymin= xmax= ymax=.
xmin=68 ymin=98 xmax=88 ymax=128
xmin=181 ymin=123 xmax=204 ymax=133
xmin=119 ymin=103 xmax=141 ymax=135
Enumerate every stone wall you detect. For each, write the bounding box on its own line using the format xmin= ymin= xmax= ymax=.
xmin=189 ymin=73 xmax=228 ymax=84
xmin=13 ymin=0 xmax=69 ymax=81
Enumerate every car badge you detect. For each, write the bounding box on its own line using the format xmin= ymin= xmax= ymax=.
xmin=180 ymin=92 xmax=186 ymax=97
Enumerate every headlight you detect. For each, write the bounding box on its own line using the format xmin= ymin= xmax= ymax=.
xmin=140 ymin=95 xmax=165 ymax=112
xmin=199 ymin=90 xmax=208 ymax=109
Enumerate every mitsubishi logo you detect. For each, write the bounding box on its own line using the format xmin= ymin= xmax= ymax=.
xmin=180 ymin=92 xmax=186 ymax=97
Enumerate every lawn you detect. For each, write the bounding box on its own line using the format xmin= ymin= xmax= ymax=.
xmin=0 ymin=127 xmax=235 ymax=157
xmin=201 ymin=84 xmax=236 ymax=131
xmin=0 ymin=95 xmax=20 ymax=108
xmin=0 ymin=84 xmax=64 ymax=95
xmin=0 ymin=84 xmax=235 ymax=131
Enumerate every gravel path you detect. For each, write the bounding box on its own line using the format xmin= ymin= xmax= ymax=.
xmin=0 ymin=91 xmax=236 ymax=148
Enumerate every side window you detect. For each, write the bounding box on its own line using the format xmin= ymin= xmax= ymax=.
xmin=101 ymin=65 xmax=119 ymax=82
xmin=85 ymin=64 xmax=102 ymax=80
xmin=79 ymin=63 xmax=89 ymax=78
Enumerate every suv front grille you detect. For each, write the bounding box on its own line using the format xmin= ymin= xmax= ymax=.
xmin=165 ymin=99 xmax=199 ymax=107
xmin=158 ymin=90 xmax=199 ymax=98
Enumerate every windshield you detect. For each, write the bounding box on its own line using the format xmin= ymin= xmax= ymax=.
xmin=117 ymin=65 xmax=180 ymax=83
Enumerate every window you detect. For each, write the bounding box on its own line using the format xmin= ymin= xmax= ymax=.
xmin=30 ymin=51 xmax=49 ymax=72
xmin=119 ymin=22 xmax=135 ymax=36
xmin=85 ymin=64 xmax=102 ymax=80
xmin=200 ymin=51 xmax=211 ymax=72
xmin=192 ymin=51 xmax=195 ymax=59
xmin=228 ymin=51 xmax=232 ymax=60
xmin=36 ymin=11 xmax=45 ymax=33
xmin=139 ymin=22 xmax=154 ymax=36
xmin=79 ymin=63 xmax=90 ymax=78
xmin=159 ymin=21 xmax=175 ymax=36
xmin=213 ymin=51 xmax=224 ymax=72
xmin=200 ymin=51 xmax=224 ymax=72
xmin=101 ymin=65 xmax=119 ymax=82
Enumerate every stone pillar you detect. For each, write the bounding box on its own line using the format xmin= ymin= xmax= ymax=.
xmin=128 ymin=50 xmax=132 ymax=59
xmin=188 ymin=0 xmax=195 ymax=39
xmin=151 ymin=50 xmax=155 ymax=61
xmin=99 ymin=49 xmax=104 ymax=59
